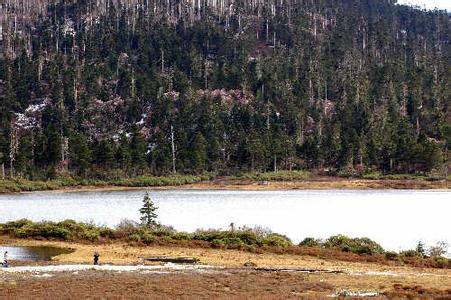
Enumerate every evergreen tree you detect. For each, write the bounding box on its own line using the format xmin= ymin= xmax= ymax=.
xmin=116 ymin=133 xmax=132 ymax=170
xmin=69 ymin=132 xmax=92 ymax=176
xmin=140 ymin=192 xmax=158 ymax=227
xmin=0 ymin=0 xmax=448 ymax=178
xmin=191 ymin=132 xmax=208 ymax=172
xmin=130 ymin=125 xmax=147 ymax=174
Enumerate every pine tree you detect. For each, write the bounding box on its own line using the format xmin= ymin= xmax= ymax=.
xmin=116 ymin=133 xmax=132 ymax=170
xmin=130 ymin=125 xmax=147 ymax=174
xmin=140 ymin=192 xmax=158 ymax=227
xmin=416 ymin=241 xmax=426 ymax=258
xmin=191 ymin=132 xmax=208 ymax=172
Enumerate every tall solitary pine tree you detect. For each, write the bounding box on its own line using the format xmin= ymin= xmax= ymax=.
xmin=140 ymin=192 xmax=158 ymax=227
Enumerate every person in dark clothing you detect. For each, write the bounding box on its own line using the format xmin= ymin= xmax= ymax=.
xmin=3 ymin=251 xmax=8 ymax=267
xmin=93 ymin=251 xmax=100 ymax=265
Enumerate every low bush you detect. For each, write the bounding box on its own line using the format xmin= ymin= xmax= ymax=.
xmin=127 ymin=234 xmax=141 ymax=242
xmin=433 ymin=256 xmax=449 ymax=268
xmin=140 ymin=232 xmax=156 ymax=244
xmin=172 ymin=232 xmax=193 ymax=240
xmin=385 ymin=251 xmax=399 ymax=261
xmin=324 ymin=235 xmax=384 ymax=255
xmin=262 ymin=233 xmax=292 ymax=247
xmin=400 ymin=250 xmax=420 ymax=258
xmin=0 ymin=219 xmax=113 ymax=241
xmin=114 ymin=220 xmax=141 ymax=238
xmin=192 ymin=228 xmax=292 ymax=248
xmin=299 ymin=237 xmax=321 ymax=247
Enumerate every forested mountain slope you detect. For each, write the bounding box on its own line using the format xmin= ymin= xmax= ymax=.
xmin=0 ymin=0 xmax=449 ymax=179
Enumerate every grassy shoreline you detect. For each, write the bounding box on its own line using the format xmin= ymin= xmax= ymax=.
xmin=1 ymin=220 xmax=449 ymax=269
xmin=0 ymin=171 xmax=449 ymax=194
xmin=0 ymin=174 xmax=216 ymax=194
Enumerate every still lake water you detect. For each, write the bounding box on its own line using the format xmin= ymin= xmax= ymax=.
xmin=1 ymin=246 xmax=73 ymax=261
xmin=0 ymin=189 xmax=449 ymax=252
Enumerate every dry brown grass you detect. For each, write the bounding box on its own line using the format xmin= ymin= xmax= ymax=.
xmin=13 ymin=176 xmax=449 ymax=195
xmin=2 ymin=237 xmax=451 ymax=298
xmin=3 ymin=238 xmax=451 ymax=280
xmin=184 ymin=177 xmax=450 ymax=190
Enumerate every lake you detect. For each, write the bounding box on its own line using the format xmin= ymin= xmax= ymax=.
xmin=0 ymin=246 xmax=73 ymax=261
xmin=0 ymin=189 xmax=449 ymax=253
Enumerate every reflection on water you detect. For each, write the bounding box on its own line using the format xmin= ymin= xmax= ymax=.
xmin=0 ymin=189 xmax=450 ymax=252
xmin=0 ymin=246 xmax=73 ymax=261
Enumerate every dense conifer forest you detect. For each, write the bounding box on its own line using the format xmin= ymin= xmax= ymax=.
xmin=0 ymin=0 xmax=449 ymax=179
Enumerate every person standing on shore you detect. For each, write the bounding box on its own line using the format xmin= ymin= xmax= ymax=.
xmin=93 ymin=251 xmax=100 ymax=265
xmin=3 ymin=251 xmax=8 ymax=267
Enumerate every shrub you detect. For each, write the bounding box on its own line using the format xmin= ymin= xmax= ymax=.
xmin=98 ymin=227 xmax=115 ymax=238
xmin=0 ymin=219 xmax=34 ymax=234
xmin=230 ymin=230 xmax=260 ymax=245
xmin=159 ymin=236 xmax=173 ymax=243
xmin=262 ymin=233 xmax=292 ymax=247
xmin=151 ymin=225 xmax=176 ymax=237
xmin=81 ymin=230 xmax=101 ymax=242
xmin=14 ymin=222 xmax=71 ymax=240
xmin=433 ymin=256 xmax=449 ymax=268
xmin=385 ymin=251 xmax=399 ymax=261
xmin=127 ymin=234 xmax=141 ymax=242
xmin=115 ymin=219 xmax=141 ymax=238
xmin=400 ymin=250 xmax=420 ymax=257
xmin=140 ymin=232 xmax=155 ymax=244
xmin=211 ymin=239 xmax=226 ymax=248
xmin=193 ymin=229 xmax=263 ymax=247
xmin=193 ymin=229 xmax=222 ymax=242
xmin=172 ymin=232 xmax=193 ymax=240
xmin=0 ymin=219 xmax=115 ymax=241
xmin=299 ymin=237 xmax=321 ymax=247
xmin=324 ymin=235 xmax=384 ymax=255
xmin=217 ymin=237 xmax=245 ymax=246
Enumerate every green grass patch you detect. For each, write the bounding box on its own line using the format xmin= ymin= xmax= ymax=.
xmin=0 ymin=173 xmax=216 ymax=193
xmin=234 ymin=170 xmax=311 ymax=181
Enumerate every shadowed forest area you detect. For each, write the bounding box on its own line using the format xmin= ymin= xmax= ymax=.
xmin=0 ymin=0 xmax=449 ymax=181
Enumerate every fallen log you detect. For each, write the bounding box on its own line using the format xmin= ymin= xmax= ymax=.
xmin=141 ymin=256 xmax=200 ymax=264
